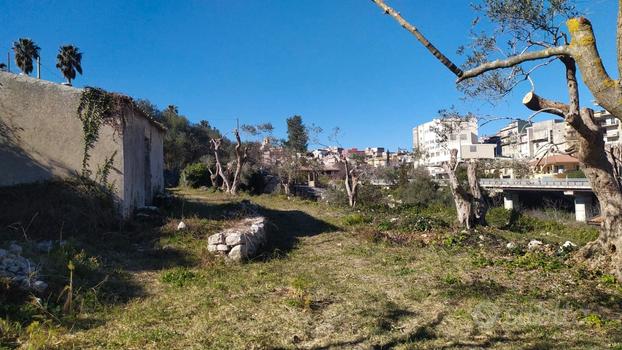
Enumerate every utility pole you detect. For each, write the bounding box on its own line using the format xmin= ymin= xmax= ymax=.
xmin=7 ymin=52 xmax=10 ymax=72
xmin=36 ymin=57 xmax=40 ymax=79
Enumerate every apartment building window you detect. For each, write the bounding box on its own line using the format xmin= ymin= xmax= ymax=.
xmin=450 ymin=134 xmax=457 ymax=141
xmin=470 ymin=145 xmax=477 ymax=152
xmin=460 ymin=134 xmax=467 ymax=140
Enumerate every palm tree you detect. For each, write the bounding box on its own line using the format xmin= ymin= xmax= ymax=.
xmin=56 ymin=45 xmax=83 ymax=85
xmin=12 ymin=38 xmax=40 ymax=75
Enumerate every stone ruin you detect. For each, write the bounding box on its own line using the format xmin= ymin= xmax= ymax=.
xmin=0 ymin=243 xmax=48 ymax=293
xmin=207 ymin=216 xmax=268 ymax=261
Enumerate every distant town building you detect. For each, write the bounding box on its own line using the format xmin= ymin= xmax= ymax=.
xmin=496 ymin=119 xmax=531 ymax=158
xmin=594 ymin=110 xmax=622 ymax=145
xmin=526 ymin=119 xmax=568 ymax=158
xmin=412 ymin=117 xmax=493 ymax=175
xmin=530 ymin=154 xmax=581 ymax=178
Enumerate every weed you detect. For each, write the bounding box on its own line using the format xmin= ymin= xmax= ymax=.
xmin=377 ymin=220 xmax=394 ymax=231
xmin=285 ymin=275 xmax=314 ymax=311
xmin=504 ymin=252 xmax=563 ymax=271
xmin=402 ymin=214 xmax=447 ymax=232
xmin=600 ymin=274 xmax=618 ymax=285
xmin=24 ymin=320 xmax=59 ymax=350
xmin=471 ymin=253 xmax=494 ymax=268
xmin=161 ymin=268 xmax=197 ymax=287
xmin=583 ymin=313 xmax=603 ymax=328
xmin=442 ymin=273 xmax=460 ymax=285
xmin=342 ymin=213 xmax=372 ymax=226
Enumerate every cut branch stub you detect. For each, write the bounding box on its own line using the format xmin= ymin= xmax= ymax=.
xmin=522 ymin=91 xmax=568 ymax=117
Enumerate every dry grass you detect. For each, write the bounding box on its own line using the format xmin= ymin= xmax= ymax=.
xmin=2 ymin=189 xmax=621 ymax=349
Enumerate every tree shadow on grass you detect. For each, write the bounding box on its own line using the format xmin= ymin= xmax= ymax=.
xmin=258 ymin=207 xmax=339 ymax=259
xmin=1 ymin=193 xmax=338 ymax=338
xmin=439 ymin=326 xmax=610 ymax=349
xmin=308 ymin=310 xmax=444 ymax=350
xmin=163 ymin=194 xmax=339 ymax=259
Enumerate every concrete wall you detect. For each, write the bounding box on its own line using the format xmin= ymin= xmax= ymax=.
xmin=0 ymin=72 xmax=164 ymax=216
xmin=0 ymin=72 xmax=124 ymax=192
xmin=460 ymin=144 xmax=496 ymax=160
xmin=122 ymin=111 xmax=165 ymax=216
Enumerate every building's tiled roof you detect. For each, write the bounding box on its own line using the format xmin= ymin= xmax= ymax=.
xmin=530 ymin=154 xmax=579 ymax=165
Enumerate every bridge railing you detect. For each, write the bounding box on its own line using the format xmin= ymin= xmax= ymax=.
xmin=479 ymin=178 xmax=591 ymax=189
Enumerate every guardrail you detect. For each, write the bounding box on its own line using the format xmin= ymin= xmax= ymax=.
xmin=479 ymin=178 xmax=592 ymax=190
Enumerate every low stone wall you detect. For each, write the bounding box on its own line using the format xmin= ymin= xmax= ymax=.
xmin=0 ymin=243 xmax=47 ymax=293
xmin=207 ymin=217 xmax=267 ymax=261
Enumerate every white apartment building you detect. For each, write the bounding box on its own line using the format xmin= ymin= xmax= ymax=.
xmin=594 ymin=110 xmax=622 ymax=145
xmin=413 ymin=117 xmax=494 ymax=175
xmin=526 ymin=119 xmax=568 ymax=158
xmin=496 ymin=120 xmax=531 ymax=159
xmin=493 ymin=110 xmax=621 ymax=162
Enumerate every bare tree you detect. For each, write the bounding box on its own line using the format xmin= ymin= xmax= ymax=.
xmin=342 ymin=153 xmax=362 ymax=208
xmin=210 ymin=137 xmax=231 ymax=193
xmin=442 ymin=149 xmax=474 ymax=228
xmin=230 ymin=128 xmax=248 ymax=195
xmin=371 ymin=0 xmax=622 ymax=278
xmin=427 ymin=112 xmax=486 ymax=228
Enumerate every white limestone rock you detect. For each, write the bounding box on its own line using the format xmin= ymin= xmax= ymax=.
xmin=8 ymin=243 xmax=22 ymax=255
xmin=177 ymin=221 xmax=187 ymax=231
xmin=208 ymin=233 xmax=225 ymax=245
xmin=225 ymin=233 xmax=242 ymax=245
xmin=32 ymin=280 xmax=48 ymax=293
xmin=206 ymin=216 xmax=268 ymax=262
xmin=228 ymin=244 xmax=247 ymax=261
xmin=527 ymin=240 xmax=543 ymax=251
xmin=560 ymin=240 xmax=577 ymax=253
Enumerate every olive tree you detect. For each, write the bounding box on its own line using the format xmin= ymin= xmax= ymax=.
xmin=427 ymin=111 xmax=487 ymax=228
xmin=372 ymin=0 xmax=622 ymax=278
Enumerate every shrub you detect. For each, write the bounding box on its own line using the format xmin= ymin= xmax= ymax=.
xmin=342 ymin=213 xmax=372 ymax=226
xmin=324 ymin=186 xmax=349 ymax=206
xmin=402 ymin=214 xmax=447 ymax=232
xmin=357 ymin=185 xmax=388 ymax=208
xmin=394 ymin=168 xmax=450 ymax=206
xmin=180 ymin=163 xmax=211 ymax=188
xmin=565 ymin=169 xmax=586 ymax=178
xmin=487 ymin=207 xmax=513 ymax=229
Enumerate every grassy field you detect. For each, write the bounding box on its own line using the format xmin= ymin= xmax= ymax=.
xmin=2 ymin=189 xmax=622 ymax=349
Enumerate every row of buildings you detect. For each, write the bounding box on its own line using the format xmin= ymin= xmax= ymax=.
xmin=412 ymin=110 xmax=621 ymax=178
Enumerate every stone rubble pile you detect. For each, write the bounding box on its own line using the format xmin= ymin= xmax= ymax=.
xmin=0 ymin=243 xmax=47 ymax=293
xmin=207 ymin=216 xmax=268 ymax=261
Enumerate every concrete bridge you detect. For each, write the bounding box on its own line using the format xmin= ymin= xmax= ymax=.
xmin=479 ymin=178 xmax=594 ymax=222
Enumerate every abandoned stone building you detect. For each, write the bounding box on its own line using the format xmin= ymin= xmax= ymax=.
xmin=0 ymin=71 xmax=165 ymax=217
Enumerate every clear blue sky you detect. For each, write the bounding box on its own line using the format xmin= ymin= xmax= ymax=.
xmin=1 ymin=0 xmax=617 ymax=150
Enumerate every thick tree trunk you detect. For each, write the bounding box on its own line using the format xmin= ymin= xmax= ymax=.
xmin=230 ymin=129 xmax=247 ymax=195
xmin=282 ymin=179 xmax=292 ymax=196
xmin=442 ymin=149 xmax=473 ymax=229
xmin=573 ymin=109 xmax=622 ymax=279
xmin=524 ymin=89 xmax=622 ymax=279
xmin=467 ymin=160 xmax=487 ymax=226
